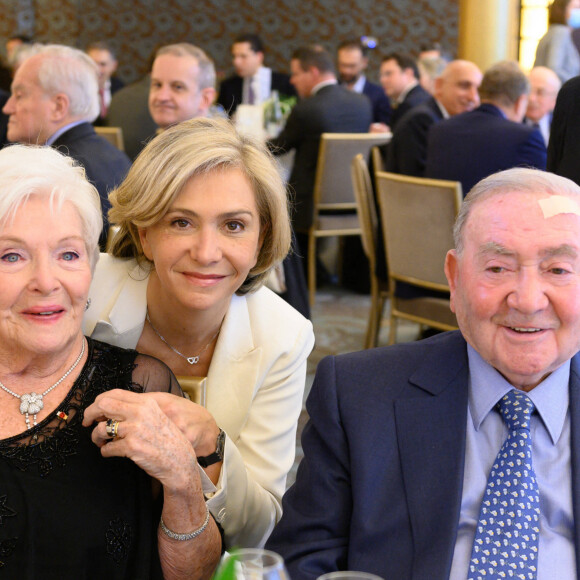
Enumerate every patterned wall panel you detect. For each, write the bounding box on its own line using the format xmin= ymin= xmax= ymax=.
xmin=0 ymin=0 xmax=458 ymax=84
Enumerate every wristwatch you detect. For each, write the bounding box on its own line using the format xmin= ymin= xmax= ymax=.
xmin=197 ymin=428 xmax=225 ymax=468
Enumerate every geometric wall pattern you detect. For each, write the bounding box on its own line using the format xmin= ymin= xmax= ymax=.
xmin=0 ymin=0 xmax=458 ymax=85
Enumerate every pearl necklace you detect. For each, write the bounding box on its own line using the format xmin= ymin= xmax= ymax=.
xmin=0 ymin=338 xmax=86 ymax=430
xmin=146 ymin=310 xmax=221 ymax=365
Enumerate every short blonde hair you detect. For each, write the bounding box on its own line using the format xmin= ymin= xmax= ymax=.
xmin=0 ymin=144 xmax=102 ymax=268
xmin=108 ymin=117 xmax=291 ymax=294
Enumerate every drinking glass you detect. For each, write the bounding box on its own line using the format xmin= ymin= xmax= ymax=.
xmin=215 ymin=549 xmax=290 ymax=580
xmin=317 ymin=572 xmax=384 ymax=580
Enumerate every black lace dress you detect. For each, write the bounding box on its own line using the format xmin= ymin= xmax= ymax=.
xmin=0 ymin=338 xmax=182 ymax=579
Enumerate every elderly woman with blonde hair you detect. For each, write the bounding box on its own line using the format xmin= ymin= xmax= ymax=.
xmin=0 ymin=144 xmax=221 ymax=579
xmin=83 ymin=117 xmax=315 ymax=548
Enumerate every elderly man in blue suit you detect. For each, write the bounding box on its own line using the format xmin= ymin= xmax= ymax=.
xmin=425 ymin=61 xmax=547 ymax=196
xmin=267 ymin=167 xmax=580 ymax=580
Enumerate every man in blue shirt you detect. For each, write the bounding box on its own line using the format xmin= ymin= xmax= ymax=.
xmin=267 ymin=167 xmax=580 ymax=579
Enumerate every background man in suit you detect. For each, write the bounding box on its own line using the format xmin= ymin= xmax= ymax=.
xmin=86 ymin=41 xmax=124 ymax=124
xmin=336 ymin=39 xmax=391 ymax=127
xmin=217 ymin=33 xmax=295 ymax=116
xmin=379 ymin=52 xmax=430 ymax=130
xmin=148 ymin=43 xmax=217 ymax=131
xmin=2 ymin=44 xmax=131 ymax=249
xmin=385 ymin=59 xmax=482 ymax=176
xmin=267 ymin=167 xmax=580 ymax=579
xmin=525 ymin=66 xmax=561 ymax=147
xmin=547 ymin=75 xmax=580 ymax=184
xmin=268 ymin=44 xmax=372 ymax=235
xmin=425 ymin=60 xmax=547 ymax=195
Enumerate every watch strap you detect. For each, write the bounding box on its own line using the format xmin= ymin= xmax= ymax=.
xmin=197 ymin=428 xmax=225 ymax=468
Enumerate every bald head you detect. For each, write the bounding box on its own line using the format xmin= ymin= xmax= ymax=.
xmin=434 ymin=59 xmax=482 ymax=116
xmin=526 ymin=66 xmax=561 ymax=123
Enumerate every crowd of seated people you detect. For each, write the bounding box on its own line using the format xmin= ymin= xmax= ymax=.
xmin=2 ymin=26 xmax=580 ymax=580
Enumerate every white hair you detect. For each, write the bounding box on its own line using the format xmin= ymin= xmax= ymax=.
xmin=0 ymin=144 xmax=102 ymax=268
xmin=35 ymin=44 xmax=100 ymax=122
xmin=454 ymin=168 xmax=580 ymax=255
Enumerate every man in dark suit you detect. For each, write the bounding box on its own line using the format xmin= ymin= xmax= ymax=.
xmin=86 ymin=41 xmax=125 ymax=125
xmin=524 ymin=66 xmax=561 ymax=148
xmin=336 ymin=39 xmax=391 ymax=127
xmin=3 ymin=44 xmax=131 ymax=249
xmin=217 ymin=33 xmax=295 ymax=116
xmin=268 ymin=45 xmax=372 ymax=234
xmin=425 ymin=61 xmax=547 ymax=196
xmin=379 ymin=53 xmax=431 ymax=130
xmin=386 ymin=59 xmax=482 ymax=176
xmin=267 ymin=167 xmax=580 ymax=579
xmin=546 ymin=75 xmax=580 ymax=184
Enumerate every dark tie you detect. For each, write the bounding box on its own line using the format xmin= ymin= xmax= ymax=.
xmin=468 ymin=389 xmax=540 ymax=580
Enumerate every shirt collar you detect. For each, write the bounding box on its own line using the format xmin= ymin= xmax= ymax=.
xmin=311 ymin=78 xmax=337 ymax=95
xmin=467 ymin=344 xmax=570 ymax=444
xmin=397 ymin=80 xmax=418 ymax=104
xmin=350 ymin=75 xmax=366 ymax=93
xmin=435 ymin=98 xmax=450 ymax=119
xmin=45 ymin=120 xmax=87 ymax=146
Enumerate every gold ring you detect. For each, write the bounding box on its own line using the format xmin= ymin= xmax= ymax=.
xmin=105 ymin=418 xmax=120 ymax=439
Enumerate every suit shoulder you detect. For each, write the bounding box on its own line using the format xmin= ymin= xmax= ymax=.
xmin=245 ymin=286 xmax=312 ymax=334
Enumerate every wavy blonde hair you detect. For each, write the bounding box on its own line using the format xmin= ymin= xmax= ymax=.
xmin=108 ymin=117 xmax=291 ymax=294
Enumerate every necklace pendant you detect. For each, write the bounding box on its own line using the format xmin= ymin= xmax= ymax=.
xmin=186 ymin=356 xmax=200 ymax=365
xmin=20 ymin=392 xmax=44 ymax=415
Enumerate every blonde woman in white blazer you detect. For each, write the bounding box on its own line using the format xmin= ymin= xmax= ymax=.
xmin=82 ymin=118 xmax=314 ymax=549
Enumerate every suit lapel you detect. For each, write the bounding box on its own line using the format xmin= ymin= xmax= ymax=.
xmin=206 ymin=294 xmax=262 ymax=439
xmin=569 ymin=355 xmax=580 ymax=578
xmin=395 ymin=336 xmax=469 ymax=579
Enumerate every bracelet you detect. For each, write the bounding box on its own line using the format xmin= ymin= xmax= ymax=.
xmin=159 ymin=504 xmax=210 ymax=541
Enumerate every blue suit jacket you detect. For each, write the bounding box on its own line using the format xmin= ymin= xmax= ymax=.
xmin=361 ymin=79 xmax=391 ymax=125
xmin=424 ymin=103 xmax=547 ymax=196
xmin=266 ymin=331 xmax=580 ymax=579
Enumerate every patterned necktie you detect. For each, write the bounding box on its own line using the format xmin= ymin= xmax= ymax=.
xmin=468 ymin=389 xmax=540 ymax=580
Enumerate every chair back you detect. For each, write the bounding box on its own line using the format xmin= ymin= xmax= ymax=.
xmin=351 ymin=153 xmax=378 ymax=269
xmin=371 ymin=145 xmax=384 ymax=173
xmin=176 ymin=376 xmax=207 ymax=407
xmin=375 ymin=172 xmax=462 ymax=291
xmin=313 ymin=133 xmax=391 ymax=211
xmin=95 ymin=126 xmax=125 ymax=151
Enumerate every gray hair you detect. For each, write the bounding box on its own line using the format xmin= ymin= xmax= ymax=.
xmin=454 ymin=168 xmax=580 ymax=255
xmin=35 ymin=44 xmax=100 ymax=122
xmin=0 ymin=144 xmax=102 ymax=269
xmin=155 ymin=43 xmax=216 ymax=90
xmin=479 ymin=60 xmax=529 ymax=107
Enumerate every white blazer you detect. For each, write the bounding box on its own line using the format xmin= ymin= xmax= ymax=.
xmin=83 ymin=254 xmax=315 ymax=548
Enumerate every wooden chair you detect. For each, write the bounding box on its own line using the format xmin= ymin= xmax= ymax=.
xmin=351 ymin=154 xmax=389 ymax=349
xmin=176 ymin=376 xmax=207 ymax=407
xmin=307 ymin=132 xmax=391 ymax=305
xmin=371 ymin=145 xmax=384 ymax=173
xmin=94 ymin=126 xmax=125 ymax=152
xmin=375 ymin=171 xmax=462 ymax=344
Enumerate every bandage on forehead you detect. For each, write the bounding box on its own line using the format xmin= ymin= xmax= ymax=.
xmin=538 ymin=195 xmax=580 ymax=218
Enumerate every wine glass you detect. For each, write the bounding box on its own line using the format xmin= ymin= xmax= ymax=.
xmin=215 ymin=549 xmax=290 ymax=580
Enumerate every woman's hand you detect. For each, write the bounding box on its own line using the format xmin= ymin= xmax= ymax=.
xmin=145 ymin=392 xmax=221 ymax=458
xmin=83 ymin=389 xmax=200 ymax=492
